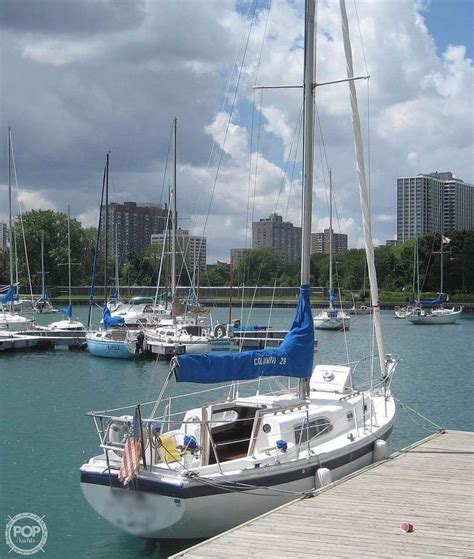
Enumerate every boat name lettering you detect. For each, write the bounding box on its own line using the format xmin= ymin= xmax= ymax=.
xmin=253 ymin=356 xmax=277 ymax=366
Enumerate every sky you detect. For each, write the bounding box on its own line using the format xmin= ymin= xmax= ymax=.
xmin=1 ymin=0 xmax=473 ymax=263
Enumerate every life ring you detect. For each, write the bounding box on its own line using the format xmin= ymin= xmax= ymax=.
xmin=213 ymin=324 xmax=226 ymax=338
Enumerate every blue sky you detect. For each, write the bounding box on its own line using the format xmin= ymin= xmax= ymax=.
xmin=425 ymin=0 xmax=473 ymax=58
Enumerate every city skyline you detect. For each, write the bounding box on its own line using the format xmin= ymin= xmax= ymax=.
xmin=1 ymin=0 xmax=472 ymax=263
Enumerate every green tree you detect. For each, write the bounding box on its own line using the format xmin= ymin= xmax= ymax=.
xmin=236 ymin=248 xmax=286 ymax=285
xmin=10 ymin=210 xmax=95 ymax=290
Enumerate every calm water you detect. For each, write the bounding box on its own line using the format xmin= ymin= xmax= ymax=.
xmin=1 ymin=307 xmax=473 ymax=558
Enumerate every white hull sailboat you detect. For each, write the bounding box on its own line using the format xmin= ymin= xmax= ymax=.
xmin=1 ymin=129 xmax=31 ymax=332
xmin=313 ymin=308 xmax=351 ymax=330
xmin=313 ymin=171 xmax=351 ymax=331
xmin=409 ymin=306 xmax=462 ymax=325
xmin=45 ymin=207 xmax=85 ymax=333
xmin=80 ymin=366 xmax=396 ymax=539
xmin=394 ymin=306 xmax=414 ymax=319
xmin=80 ymin=0 xmax=398 ymax=541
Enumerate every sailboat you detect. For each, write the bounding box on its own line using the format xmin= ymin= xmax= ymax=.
xmin=313 ymin=171 xmax=351 ymax=330
xmin=32 ymin=232 xmax=59 ymax=314
xmin=45 ymin=207 xmax=85 ymax=332
xmin=85 ymin=154 xmax=139 ymax=359
xmin=409 ymin=234 xmax=462 ymax=324
xmin=1 ymin=127 xmax=32 ymax=331
xmin=144 ymin=118 xmax=233 ymax=355
xmin=80 ymin=0 xmax=398 ymax=540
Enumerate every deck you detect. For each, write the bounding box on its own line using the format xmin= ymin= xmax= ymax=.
xmin=171 ymin=430 xmax=474 ymax=558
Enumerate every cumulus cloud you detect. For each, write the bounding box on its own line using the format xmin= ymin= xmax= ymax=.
xmin=0 ymin=0 xmax=472 ymax=263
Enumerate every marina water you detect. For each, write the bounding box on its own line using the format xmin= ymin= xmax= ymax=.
xmin=1 ymin=307 xmax=473 ymax=558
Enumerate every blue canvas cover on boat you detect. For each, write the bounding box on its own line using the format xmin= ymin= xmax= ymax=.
xmin=61 ymin=303 xmax=73 ymax=318
xmin=102 ymin=304 xmax=125 ymax=328
xmin=174 ymin=285 xmax=314 ymax=383
xmin=421 ymin=293 xmax=445 ymax=307
xmin=328 ymin=289 xmax=336 ymax=304
xmin=1 ymin=285 xmax=14 ymax=304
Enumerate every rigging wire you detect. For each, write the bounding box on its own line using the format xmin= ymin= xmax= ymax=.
xmin=9 ymin=134 xmax=34 ymax=301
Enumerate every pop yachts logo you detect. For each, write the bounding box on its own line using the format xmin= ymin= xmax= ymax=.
xmin=5 ymin=513 xmax=47 ymax=556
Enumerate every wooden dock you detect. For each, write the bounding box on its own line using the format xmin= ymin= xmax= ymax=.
xmin=171 ymin=430 xmax=473 ymax=558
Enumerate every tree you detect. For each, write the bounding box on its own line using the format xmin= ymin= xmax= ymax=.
xmin=236 ymin=248 xmax=286 ymax=285
xmin=7 ymin=210 xmax=96 ymax=290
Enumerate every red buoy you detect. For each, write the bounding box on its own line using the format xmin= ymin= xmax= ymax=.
xmin=400 ymin=522 xmax=415 ymax=533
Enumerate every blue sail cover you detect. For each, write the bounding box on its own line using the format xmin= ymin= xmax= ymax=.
xmin=328 ymin=289 xmax=336 ymax=304
xmin=1 ymin=285 xmax=14 ymax=304
xmin=61 ymin=303 xmax=73 ymax=318
xmin=175 ymin=285 xmax=314 ymax=383
xmin=421 ymin=293 xmax=445 ymax=307
xmin=102 ymin=304 xmax=125 ymax=329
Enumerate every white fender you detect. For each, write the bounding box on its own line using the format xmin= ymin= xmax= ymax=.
xmin=315 ymin=467 xmax=332 ymax=488
xmin=373 ymin=439 xmax=388 ymax=462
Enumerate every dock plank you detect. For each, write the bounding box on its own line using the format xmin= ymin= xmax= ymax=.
xmin=171 ymin=430 xmax=474 ymax=558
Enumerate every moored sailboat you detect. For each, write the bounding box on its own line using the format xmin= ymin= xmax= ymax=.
xmin=409 ymin=235 xmax=462 ymax=324
xmin=1 ymin=128 xmax=32 ymax=331
xmin=79 ymin=0 xmax=398 ymax=540
xmin=85 ymin=154 xmax=139 ymax=359
xmin=313 ymin=171 xmax=351 ymax=330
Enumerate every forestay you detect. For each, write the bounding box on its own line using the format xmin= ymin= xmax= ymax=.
xmin=174 ymin=285 xmax=314 ymax=383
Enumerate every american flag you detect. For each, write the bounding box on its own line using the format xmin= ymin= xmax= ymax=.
xmin=118 ymin=408 xmax=142 ymax=486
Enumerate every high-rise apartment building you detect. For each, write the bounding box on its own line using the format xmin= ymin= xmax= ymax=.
xmin=104 ymin=202 xmax=171 ymax=259
xmin=151 ymin=229 xmax=207 ymax=273
xmin=252 ymin=213 xmax=301 ymax=263
xmin=397 ymin=172 xmax=473 ymax=242
xmin=311 ymin=229 xmax=348 ymax=254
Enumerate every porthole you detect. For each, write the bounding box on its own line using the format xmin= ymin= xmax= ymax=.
xmin=262 ymin=423 xmax=271 ymax=433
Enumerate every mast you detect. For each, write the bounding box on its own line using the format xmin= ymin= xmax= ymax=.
xmin=41 ymin=231 xmax=45 ymax=298
xmin=104 ymin=152 xmax=110 ymax=303
xmin=67 ymin=205 xmax=72 ymax=307
xmin=339 ymin=0 xmax=386 ymax=377
xmin=171 ymin=117 xmax=177 ymax=309
xmin=87 ymin=165 xmax=107 ymax=330
xmin=328 ymin=169 xmax=333 ymax=309
xmin=8 ymin=128 xmax=14 ymax=291
xmin=114 ymin=221 xmax=120 ymax=300
xmin=299 ymin=0 xmax=316 ymax=400
xmin=440 ymin=198 xmax=444 ymax=296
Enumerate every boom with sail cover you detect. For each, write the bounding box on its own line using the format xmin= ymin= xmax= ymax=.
xmin=421 ymin=293 xmax=445 ymax=307
xmin=174 ymin=286 xmax=314 ymax=384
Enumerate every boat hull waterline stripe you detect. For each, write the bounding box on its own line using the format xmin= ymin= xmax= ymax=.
xmin=80 ymin=427 xmax=391 ymax=499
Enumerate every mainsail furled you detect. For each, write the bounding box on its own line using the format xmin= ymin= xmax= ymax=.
xmin=174 ymin=285 xmax=314 ymax=384
xmin=102 ymin=304 xmax=125 ymax=329
xmin=421 ymin=293 xmax=445 ymax=307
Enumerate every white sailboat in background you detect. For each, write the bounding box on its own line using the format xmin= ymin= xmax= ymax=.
xmin=80 ymin=0 xmax=398 ymax=540
xmin=144 ymin=118 xmax=233 ymax=355
xmin=32 ymin=232 xmax=59 ymax=314
xmin=313 ymin=170 xmax=351 ymax=330
xmin=409 ymin=233 xmax=462 ymax=324
xmin=1 ymin=127 xmax=32 ymax=331
xmin=45 ymin=206 xmax=85 ymax=332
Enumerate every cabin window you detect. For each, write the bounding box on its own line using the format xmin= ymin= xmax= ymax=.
xmin=294 ymin=417 xmax=333 ymax=444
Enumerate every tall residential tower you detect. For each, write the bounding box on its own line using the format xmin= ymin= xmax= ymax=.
xmin=397 ymin=172 xmax=473 ymax=242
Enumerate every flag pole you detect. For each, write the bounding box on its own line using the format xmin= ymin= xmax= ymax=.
xmin=137 ymin=404 xmax=147 ymax=469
